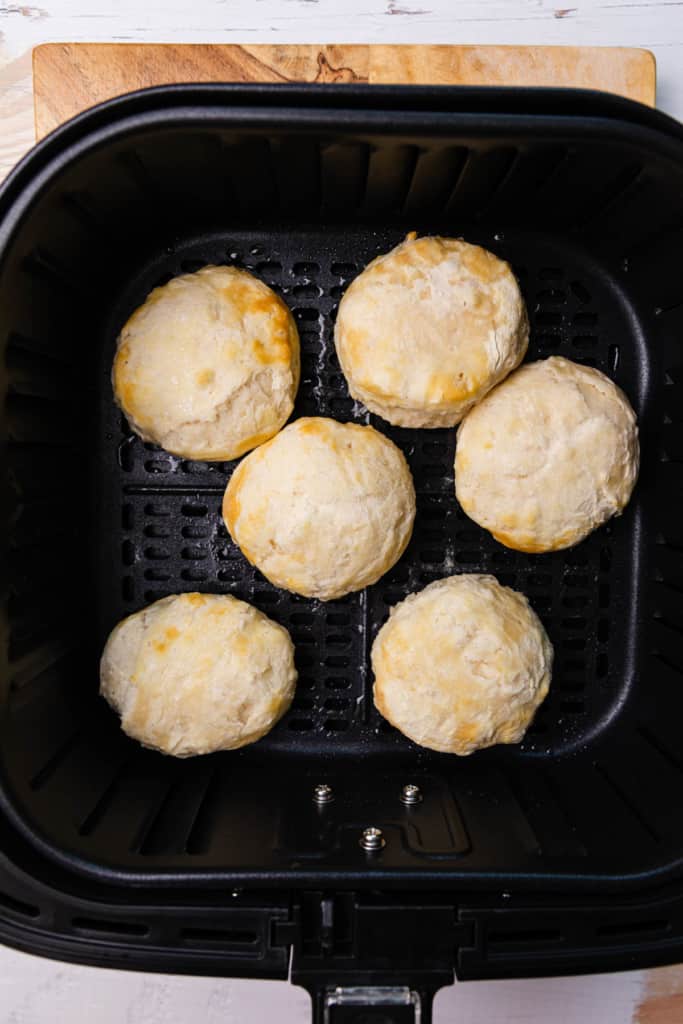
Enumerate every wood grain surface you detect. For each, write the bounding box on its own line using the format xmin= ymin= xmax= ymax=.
xmin=32 ymin=42 xmax=656 ymax=139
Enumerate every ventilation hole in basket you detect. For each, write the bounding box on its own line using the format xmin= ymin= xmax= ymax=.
xmin=181 ymin=524 xmax=210 ymax=541
xmin=181 ymin=569 xmax=208 ymax=582
xmin=455 ymin=551 xmax=482 ymax=565
xmin=324 ymin=654 xmax=350 ymax=668
xmin=213 ymin=545 xmax=235 ymax=562
xmin=563 ymin=636 xmax=586 ymax=651
xmin=564 ymin=573 xmax=589 ymax=587
xmin=325 ymin=719 xmax=349 ymax=732
xmin=292 ymin=632 xmax=315 ymax=645
xmin=144 ymin=569 xmax=171 ymax=582
xmin=144 ymin=503 xmax=171 ymax=517
xmin=536 ymin=333 xmax=560 ymax=349
xmin=419 ymin=549 xmax=444 ymax=563
xmin=293 ymin=307 xmax=318 ymax=322
xmin=537 ymin=289 xmax=566 ymax=304
xmin=121 ymin=540 xmax=135 ymax=566
xmin=324 ymin=697 xmax=350 ymax=711
xmin=539 ymin=267 xmax=562 ymax=281
xmin=571 ymin=281 xmax=592 ymax=304
xmin=564 ymin=550 xmax=588 ymax=567
xmin=180 ymin=926 xmax=258 ymax=945
xmin=293 ymin=283 xmax=322 ymax=300
xmin=596 ymin=653 xmax=609 ymax=678
xmin=579 ymin=357 xmax=598 ymax=368
xmin=330 ymin=284 xmax=344 ymax=300
xmin=562 ymin=594 xmax=588 ymax=610
xmin=121 ymin=504 xmax=134 ymax=530
xmin=122 ymin=577 xmax=134 ymax=601
xmin=535 ymin=311 xmax=562 ymax=327
xmin=564 ymin=655 xmax=586 ymax=670
xmin=72 ymin=916 xmax=149 ymax=938
xmin=326 ymin=634 xmax=351 ymax=647
xmin=599 ymin=584 xmax=611 ymax=608
xmin=289 ymin=719 xmax=314 ymax=731
xmin=326 ymin=612 xmax=351 ymax=626
xmin=331 ymin=262 xmax=357 ymax=278
xmin=292 ymin=696 xmax=314 ymax=711
xmin=314 ymin=675 xmax=345 ymax=696
xmin=181 ymin=546 xmax=207 ymax=561
xmin=561 ymin=616 xmax=587 ymax=630
xmin=293 ymin=261 xmax=320 ymax=276
xmin=573 ymin=312 xmax=598 ymax=326
xmin=0 ymin=891 xmax=40 ymax=919
xmin=145 ymin=545 xmax=170 ymax=561
xmin=290 ymin=611 xmax=314 ymax=625
xmin=254 ymin=590 xmax=279 ymax=605
xmin=181 ymin=502 xmax=208 ymax=518
xmin=297 ymin=675 xmax=315 ymax=691
xmin=300 ymin=328 xmax=319 ymax=347
xmin=142 ymin=524 xmax=169 ymax=540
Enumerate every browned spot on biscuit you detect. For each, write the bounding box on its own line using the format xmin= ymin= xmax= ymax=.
xmin=460 ymin=243 xmax=504 ymax=284
xmin=153 ymin=624 xmax=181 ymax=654
xmin=196 ymin=369 xmax=215 ymax=387
xmin=491 ymin=529 xmax=573 ymax=554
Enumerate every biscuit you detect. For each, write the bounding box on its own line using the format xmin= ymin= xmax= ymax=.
xmin=334 ymin=235 xmax=528 ymax=427
xmin=372 ymin=574 xmax=552 ymax=755
xmin=113 ymin=265 xmax=300 ymax=461
xmin=455 ymin=357 xmax=639 ymax=553
xmin=223 ymin=417 xmax=416 ymax=600
xmin=100 ymin=592 xmax=297 ymax=756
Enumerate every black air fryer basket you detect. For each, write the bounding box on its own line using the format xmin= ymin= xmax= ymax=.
xmin=2 ymin=84 xmax=683 ymax=1022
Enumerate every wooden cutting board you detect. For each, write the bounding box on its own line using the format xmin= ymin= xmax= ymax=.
xmin=32 ymin=43 xmax=656 ymax=140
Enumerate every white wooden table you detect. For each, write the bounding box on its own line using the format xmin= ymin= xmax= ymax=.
xmin=1 ymin=2 xmax=683 ymax=1021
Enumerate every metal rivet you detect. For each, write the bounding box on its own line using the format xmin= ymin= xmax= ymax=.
xmin=400 ymin=783 xmax=422 ymax=806
xmin=360 ymin=826 xmax=385 ymax=851
xmin=313 ymin=783 xmax=334 ymax=805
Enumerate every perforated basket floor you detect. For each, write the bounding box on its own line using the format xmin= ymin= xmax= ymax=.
xmin=96 ymin=225 xmax=640 ymax=761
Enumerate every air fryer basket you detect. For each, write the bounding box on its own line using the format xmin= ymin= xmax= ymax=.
xmin=2 ymin=84 xmax=683 ymax=1018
